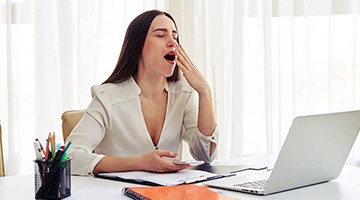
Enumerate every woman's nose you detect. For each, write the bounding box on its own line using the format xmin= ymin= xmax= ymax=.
xmin=167 ymin=38 xmax=178 ymax=48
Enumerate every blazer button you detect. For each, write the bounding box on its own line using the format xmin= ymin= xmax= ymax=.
xmin=155 ymin=146 xmax=159 ymax=150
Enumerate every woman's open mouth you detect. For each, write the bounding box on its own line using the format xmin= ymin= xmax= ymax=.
xmin=164 ymin=54 xmax=176 ymax=62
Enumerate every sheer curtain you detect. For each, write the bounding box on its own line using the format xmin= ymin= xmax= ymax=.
xmin=1 ymin=0 xmax=359 ymax=175
xmin=255 ymin=0 xmax=360 ymax=157
xmin=1 ymin=0 xmax=168 ymax=175
xmin=172 ymin=0 xmax=360 ymax=159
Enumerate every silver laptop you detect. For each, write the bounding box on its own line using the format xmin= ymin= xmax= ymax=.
xmin=205 ymin=110 xmax=360 ymax=195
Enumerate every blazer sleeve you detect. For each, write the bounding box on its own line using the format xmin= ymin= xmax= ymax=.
xmin=181 ymin=91 xmax=219 ymax=164
xmin=65 ymin=95 xmax=108 ymax=175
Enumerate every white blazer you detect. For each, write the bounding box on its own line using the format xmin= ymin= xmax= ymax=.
xmin=66 ymin=76 xmax=219 ymax=175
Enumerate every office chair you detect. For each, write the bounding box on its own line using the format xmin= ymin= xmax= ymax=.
xmin=0 ymin=121 xmax=5 ymax=176
xmin=61 ymin=110 xmax=85 ymax=142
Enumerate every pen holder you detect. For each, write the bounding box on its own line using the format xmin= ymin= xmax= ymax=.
xmin=34 ymin=158 xmax=71 ymax=199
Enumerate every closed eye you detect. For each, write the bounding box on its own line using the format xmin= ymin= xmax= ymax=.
xmin=155 ymin=35 xmax=177 ymax=40
xmin=153 ymin=28 xmax=178 ymax=40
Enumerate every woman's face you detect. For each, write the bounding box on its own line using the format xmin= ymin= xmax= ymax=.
xmin=138 ymin=14 xmax=178 ymax=79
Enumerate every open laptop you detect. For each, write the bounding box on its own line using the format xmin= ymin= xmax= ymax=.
xmin=205 ymin=110 xmax=360 ymax=195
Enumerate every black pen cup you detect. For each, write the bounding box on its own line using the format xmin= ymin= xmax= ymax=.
xmin=34 ymin=158 xmax=71 ymax=199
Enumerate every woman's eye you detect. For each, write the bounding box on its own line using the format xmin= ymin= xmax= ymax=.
xmin=155 ymin=34 xmax=177 ymax=40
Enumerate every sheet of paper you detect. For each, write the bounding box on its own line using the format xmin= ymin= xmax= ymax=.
xmin=98 ymin=169 xmax=220 ymax=186
xmin=142 ymin=170 xmax=219 ymax=186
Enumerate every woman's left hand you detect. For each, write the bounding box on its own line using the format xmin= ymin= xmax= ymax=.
xmin=175 ymin=45 xmax=210 ymax=95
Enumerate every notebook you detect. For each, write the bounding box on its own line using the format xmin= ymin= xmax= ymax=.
xmin=122 ymin=184 xmax=239 ymax=200
xmin=205 ymin=110 xmax=360 ymax=195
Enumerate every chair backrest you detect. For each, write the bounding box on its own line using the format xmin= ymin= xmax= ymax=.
xmin=0 ymin=121 xmax=5 ymax=176
xmin=61 ymin=110 xmax=85 ymax=142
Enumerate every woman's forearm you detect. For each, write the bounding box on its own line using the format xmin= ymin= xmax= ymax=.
xmin=197 ymin=89 xmax=216 ymax=136
xmin=197 ymin=88 xmax=217 ymax=156
xmin=93 ymin=156 xmax=141 ymax=174
xmin=92 ymin=150 xmax=188 ymax=174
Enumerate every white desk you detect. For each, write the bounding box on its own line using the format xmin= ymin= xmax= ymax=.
xmin=1 ymin=156 xmax=360 ymax=200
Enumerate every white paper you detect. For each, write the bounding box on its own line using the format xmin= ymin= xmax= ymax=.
xmin=98 ymin=169 xmax=220 ymax=186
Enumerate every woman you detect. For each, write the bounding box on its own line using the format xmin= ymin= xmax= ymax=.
xmin=66 ymin=9 xmax=218 ymax=175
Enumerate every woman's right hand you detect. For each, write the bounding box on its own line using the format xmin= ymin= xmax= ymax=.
xmin=93 ymin=150 xmax=190 ymax=174
xmin=137 ymin=150 xmax=190 ymax=173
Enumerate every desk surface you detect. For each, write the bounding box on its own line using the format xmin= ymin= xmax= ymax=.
xmin=1 ymin=156 xmax=360 ymax=200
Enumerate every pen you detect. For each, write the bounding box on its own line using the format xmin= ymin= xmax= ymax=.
xmin=42 ymin=135 xmax=51 ymax=181
xmin=45 ymin=133 xmax=51 ymax=161
xmin=179 ymin=175 xmax=207 ymax=184
xmin=51 ymin=132 xmax=56 ymax=159
xmin=56 ymin=143 xmax=61 ymax=152
xmin=61 ymin=140 xmax=72 ymax=162
xmin=33 ymin=141 xmax=43 ymax=160
xmin=35 ymin=138 xmax=46 ymax=155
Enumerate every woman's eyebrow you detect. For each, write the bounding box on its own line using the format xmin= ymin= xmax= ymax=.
xmin=153 ymin=28 xmax=178 ymax=35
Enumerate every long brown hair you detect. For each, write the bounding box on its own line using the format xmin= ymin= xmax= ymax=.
xmin=103 ymin=10 xmax=180 ymax=84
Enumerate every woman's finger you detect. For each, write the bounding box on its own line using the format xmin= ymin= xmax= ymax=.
xmin=176 ymin=58 xmax=189 ymax=74
xmin=177 ymin=45 xmax=193 ymax=67
xmin=156 ymin=150 xmax=178 ymax=158
xmin=175 ymin=47 xmax=194 ymax=75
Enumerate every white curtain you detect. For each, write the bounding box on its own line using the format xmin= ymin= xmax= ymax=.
xmin=1 ymin=0 xmax=360 ymax=175
xmin=172 ymin=0 xmax=360 ymax=158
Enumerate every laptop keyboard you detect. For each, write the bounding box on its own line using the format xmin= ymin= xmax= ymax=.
xmin=234 ymin=179 xmax=268 ymax=189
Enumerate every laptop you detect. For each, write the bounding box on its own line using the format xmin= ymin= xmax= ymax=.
xmin=205 ymin=110 xmax=360 ymax=195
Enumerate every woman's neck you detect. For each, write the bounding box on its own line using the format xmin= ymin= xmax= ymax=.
xmin=134 ymin=74 xmax=167 ymax=99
